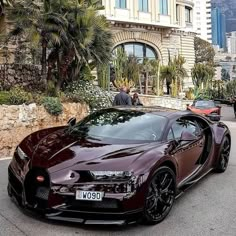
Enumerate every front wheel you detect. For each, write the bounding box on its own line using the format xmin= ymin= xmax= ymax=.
xmin=142 ymin=167 xmax=176 ymax=225
xmin=215 ymin=136 xmax=230 ymax=173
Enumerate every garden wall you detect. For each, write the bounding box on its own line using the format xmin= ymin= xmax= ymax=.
xmin=138 ymin=94 xmax=192 ymax=110
xmin=0 ymin=96 xmax=192 ymax=158
xmin=0 ymin=64 xmax=44 ymax=90
xmin=0 ymin=103 xmax=89 ymax=157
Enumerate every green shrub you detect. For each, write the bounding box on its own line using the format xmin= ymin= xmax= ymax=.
xmin=46 ymin=80 xmax=58 ymax=97
xmin=0 ymin=91 xmax=10 ymax=105
xmin=31 ymin=93 xmax=44 ymax=105
xmin=65 ymin=81 xmax=114 ymax=112
xmin=42 ymin=97 xmax=63 ymax=116
xmin=8 ymin=87 xmax=33 ymax=105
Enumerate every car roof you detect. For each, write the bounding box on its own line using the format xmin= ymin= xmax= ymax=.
xmin=113 ymin=106 xmax=192 ymax=119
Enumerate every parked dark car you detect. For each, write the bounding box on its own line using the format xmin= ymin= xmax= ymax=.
xmin=8 ymin=107 xmax=231 ymax=225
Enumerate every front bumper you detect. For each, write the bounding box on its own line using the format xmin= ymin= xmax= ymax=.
xmin=45 ymin=207 xmax=143 ymax=225
xmin=8 ymin=165 xmax=144 ymax=225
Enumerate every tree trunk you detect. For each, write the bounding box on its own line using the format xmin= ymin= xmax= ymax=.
xmin=56 ymin=52 xmax=62 ymax=91
xmin=41 ymin=39 xmax=47 ymax=75
xmin=59 ymin=48 xmax=75 ymax=84
xmin=139 ymin=75 xmax=142 ymax=94
xmin=145 ymin=72 xmax=148 ymax=94
xmin=46 ymin=50 xmax=58 ymax=82
xmin=166 ymin=80 xmax=170 ymax=95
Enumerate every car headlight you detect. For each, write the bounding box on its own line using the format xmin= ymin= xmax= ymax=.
xmin=90 ymin=171 xmax=133 ymax=181
xmin=16 ymin=146 xmax=29 ymax=160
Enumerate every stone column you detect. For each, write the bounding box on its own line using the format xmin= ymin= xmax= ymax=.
xmin=133 ymin=0 xmax=138 ymax=19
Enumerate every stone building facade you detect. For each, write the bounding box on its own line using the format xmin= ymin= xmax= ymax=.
xmin=100 ymin=0 xmax=196 ymax=88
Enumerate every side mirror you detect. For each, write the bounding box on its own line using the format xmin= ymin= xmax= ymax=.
xmin=180 ymin=130 xmax=198 ymax=142
xmin=206 ymin=114 xmax=221 ymax=122
xmin=67 ymin=117 xmax=76 ymax=126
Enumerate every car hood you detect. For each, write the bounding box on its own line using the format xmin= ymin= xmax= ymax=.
xmin=30 ymin=128 xmax=164 ymax=173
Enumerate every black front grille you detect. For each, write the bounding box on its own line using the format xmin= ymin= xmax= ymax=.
xmin=24 ymin=168 xmax=50 ymax=209
xmin=36 ymin=187 xmax=50 ymax=200
xmin=66 ymin=197 xmax=121 ymax=212
xmin=8 ymin=167 xmax=23 ymax=195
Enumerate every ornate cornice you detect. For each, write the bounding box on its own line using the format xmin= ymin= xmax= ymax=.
xmin=176 ymin=0 xmax=194 ymax=7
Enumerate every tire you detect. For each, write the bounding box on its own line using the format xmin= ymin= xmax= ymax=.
xmin=7 ymin=184 xmax=12 ymax=197
xmin=215 ymin=136 xmax=230 ymax=173
xmin=142 ymin=166 xmax=176 ymax=225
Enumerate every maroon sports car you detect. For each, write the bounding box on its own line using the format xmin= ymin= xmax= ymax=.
xmin=8 ymin=107 xmax=231 ymax=225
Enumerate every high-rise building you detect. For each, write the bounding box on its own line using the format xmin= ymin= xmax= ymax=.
xmin=99 ymin=0 xmax=195 ymax=87
xmin=227 ymin=32 xmax=236 ymax=54
xmin=193 ymin=0 xmax=212 ymax=43
xmin=211 ymin=0 xmax=236 ymax=32
xmin=211 ymin=7 xmax=226 ymax=50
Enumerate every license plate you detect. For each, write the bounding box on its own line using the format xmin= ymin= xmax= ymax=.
xmin=76 ymin=190 xmax=104 ymax=201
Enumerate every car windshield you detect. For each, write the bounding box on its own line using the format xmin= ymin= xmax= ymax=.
xmin=194 ymin=100 xmax=215 ymax=108
xmin=69 ymin=109 xmax=167 ymax=143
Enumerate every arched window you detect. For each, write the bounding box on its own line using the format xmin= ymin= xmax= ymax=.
xmin=113 ymin=42 xmax=157 ymax=63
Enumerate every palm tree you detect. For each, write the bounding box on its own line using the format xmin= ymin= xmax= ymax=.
xmin=0 ymin=0 xmax=13 ymax=15
xmin=160 ymin=55 xmax=187 ymax=97
xmin=54 ymin=0 xmax=112 ymax=89
xmin=191 ymin=63 xmax=215 ymax=98
xmin=123 ymin=55 xmax=140 ymax=84
xmin=226 ymin=80 xmax=236 ymax=97
xmin=7 ymin=0 xmax=113 ymax=91
xmin=139 ymin=58 xmax=153 ymax=94
xmin=160 ymin=64 xmax=176 ymax=95
xmin=7 ymin=0 xmax=69 ymax=75
xmin=172 ymin=55 xmax=188 ymax=94
xmin=150 ymin=59 xmax=161 ymax=95
xmin=0 ymin=0 xmax=13 ymax=36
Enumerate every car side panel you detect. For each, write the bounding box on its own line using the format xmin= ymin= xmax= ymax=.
xmin=171 ymin=136 xmax=205 ymax=182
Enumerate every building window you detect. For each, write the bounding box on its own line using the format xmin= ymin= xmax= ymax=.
xmin=160 ymin=0 xmax=168 ymax=15
xmin=139 ymin=0 xmax=148 ymax=12
xmin=115 ymin=0 xmax=126 ymax=9
xmin=185 ymin=7 xmax=192 ymax=23
xmin=113 ymin=42 xmax=157 ymax=63
xmin=176 ymin=4 xmax=179 ymax=22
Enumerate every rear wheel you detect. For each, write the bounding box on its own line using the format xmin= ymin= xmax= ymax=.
xmin=215 ymin=136 xmax=230 ymax=173
xmin=142 ymin=167 xmax=176 ymax=225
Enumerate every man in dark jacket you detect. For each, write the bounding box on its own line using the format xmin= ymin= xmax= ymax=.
xmin=112 ymin=86 xmax=132 ymax=106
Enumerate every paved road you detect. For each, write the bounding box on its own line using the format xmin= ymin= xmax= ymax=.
xmin=1 ymin=105 xmax=236 ymax=236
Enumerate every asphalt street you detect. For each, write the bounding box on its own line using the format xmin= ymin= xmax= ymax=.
xmin=1 ymin=105 xmax=236 ymax=236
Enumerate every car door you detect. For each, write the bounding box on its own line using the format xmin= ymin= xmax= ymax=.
xmin=167 ymin=118 xmax=205 ymax=182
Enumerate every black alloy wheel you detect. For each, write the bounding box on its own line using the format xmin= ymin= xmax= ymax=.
xmin=143 ymin=166 xmax=176 ymax=225
xmin=215 ymin=136 xmax=230 ymax=173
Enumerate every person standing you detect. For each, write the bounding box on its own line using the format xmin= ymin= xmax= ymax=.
xmin=112 ymin=86 xmax=132 ymax=106
xmin=132 ymin=93 xmax=143 ymax=106
xmin=233 ymin=96 xmax=236 ymax=118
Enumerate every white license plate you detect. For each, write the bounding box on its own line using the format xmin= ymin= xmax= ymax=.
xmin=76 ymin=190 xmax=104 ymax=201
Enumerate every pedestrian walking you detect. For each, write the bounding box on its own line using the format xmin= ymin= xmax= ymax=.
xmin=112 ymin=86 xmax=132 ymax=106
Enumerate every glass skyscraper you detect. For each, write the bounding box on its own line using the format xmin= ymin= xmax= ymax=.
xmin=211 ymin=7 xmax=226 ymax=50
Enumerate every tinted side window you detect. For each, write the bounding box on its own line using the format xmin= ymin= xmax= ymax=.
xmin=167 ymin=128 xmax=174 ymax=140
xmin=171 ymin=119 xmax=199 ymax=140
